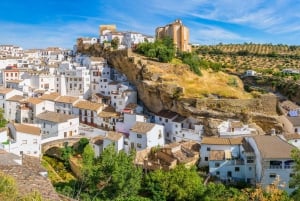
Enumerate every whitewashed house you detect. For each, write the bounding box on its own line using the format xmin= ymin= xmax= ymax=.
xmin=281 ymin=133 xmax=300 ymax=149
xmin=89 ymin=58 xmax=107 ymax=94
xmin=73 ymin=100 xmax=104 ymax=126
xmin=129 ymin=122 xmax=165 ymax=151
xmin=82 ymin=56 xmax=106 ymax=69
xmin=103 ymin=131 xmax=124 ymax=152
xmin=6 ymin=123 xmax=41 ymax=157
xmin=96 ymin=106 xmax=120 ymax=131
xmin=123 ymin=32 xmax=146 ymax=48
xmin=39 ymin=92 xmax=60 ymax=109
xmin=18 ymin=97 xmax=49 ymax=123
xmin=91 ymin=131 xmax=124 ymax=157
xmin=2 ymin=67 xmax=21 ymax=87
xmin=57 ymin=66 xmax=90 ymax=99
xmin=285 ymin=116 xmax=300 ymax=134
xmin=218 ymin=120 xmax=257 ymax=138
xmin=206 ymin=137 xmax=256 ymax=184
xmin=247 ymin=135 xmax=296 ymax=194
xmin=280 ymin=100 xmax=300 ymax=117
xmin=116 ymin=113 xmax=147 ymax=134
xmin=0 ymin=88 xmax=23 ymax=112
xmin=199 ymin=137 xmax=243 ymax=167
xmin=171 ymin=116 xmax=204 ymax=143
xmin=154 ymin=110 xmax=178 ymax=142
xmin=36 ymin=111 xmax=79 ymax=144
xmin=55 ymin=96 xmax=80 ymax=115
xmin=245 ymin=70 xmax=256 ymax=77
xmin=123 ymin=103 xmax=143 ymax=114
xmin=5 ymin=95 xmax=24 ymax=122
xmin=99 ymin=65 xmax=113 ymax=96
xmin=109 ymin=85 xmax=137 ymax=112
xmin=80 ymin=37 xmax=98 ymax=45
xmin=90 ymin=136 xmax=104 ymax=157
xmin=30 ymin=72 xmax=56 ymax=92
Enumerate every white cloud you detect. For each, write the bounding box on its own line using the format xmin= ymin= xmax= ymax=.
xmin=190 ymin=24 xmax=249 ymax=44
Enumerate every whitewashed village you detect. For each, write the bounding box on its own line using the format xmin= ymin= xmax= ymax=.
xmin=1 ymin=21 xmax=300 ymax=199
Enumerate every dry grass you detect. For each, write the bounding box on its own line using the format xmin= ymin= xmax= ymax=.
xmin=156 ymin=63 xmax=251 ymax=99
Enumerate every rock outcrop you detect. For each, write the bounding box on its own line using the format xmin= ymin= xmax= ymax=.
xmin=80 ymin=47 xmax=282 ymax=134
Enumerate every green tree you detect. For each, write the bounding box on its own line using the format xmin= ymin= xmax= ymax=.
xmin=0 ymin=108 xmax=7 ymax=127
xmin=144 ymin=165 xmax=205 ymax=201
xmin=98 ymin=146 xmax=142 ymax=199
xmin=111 ymin=37 xmax=120 ymax=50
xmin=75 ymin=138 xmax=90 ymax=154
xmin=60 ymin=143 xmax=73 ymax=168
xmin=290 ymin=148 xmax=300 ymax=198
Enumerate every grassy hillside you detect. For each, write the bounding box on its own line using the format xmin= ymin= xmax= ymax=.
xmin=144 ymin=58 xmax=251 ymax=99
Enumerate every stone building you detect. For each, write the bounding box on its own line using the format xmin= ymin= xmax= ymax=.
xmin=155 ymin=19 xmax=191 ymax=52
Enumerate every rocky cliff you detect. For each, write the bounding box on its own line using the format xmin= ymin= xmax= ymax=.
xmin=79 ymin=46 xmax=282 ymax=135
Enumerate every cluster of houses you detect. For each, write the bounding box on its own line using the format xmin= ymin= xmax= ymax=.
xmin=76 ymin=24 xmax=155 ymax=51
xmin=0 ymin=43 xmax=299 ymax=195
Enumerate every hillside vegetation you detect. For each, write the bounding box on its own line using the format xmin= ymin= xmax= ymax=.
xmin=144 ymin=58 xmax=251 ymax=99
xmin=195 ymin=43 xmax=300 ymax=75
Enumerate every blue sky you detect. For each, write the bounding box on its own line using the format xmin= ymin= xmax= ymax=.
xmin=1 ymin=0 xmax=300 ymax=49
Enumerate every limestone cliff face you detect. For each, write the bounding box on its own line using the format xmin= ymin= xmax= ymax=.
xmin=81 ymin=47 xmax=281 ymax=134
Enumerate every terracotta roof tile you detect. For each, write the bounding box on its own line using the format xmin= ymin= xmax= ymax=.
xmin=14 ymin=123 xmax=40 ymax=135
xmin=201 ymin=137 xmax=243 ymax=145
xmin=74 ymin=100 xmax=104 ymax=111
xmin=253 ymin=135 xmax=295 ymax=159
xmin=26 ymin=97 xmax=44 ymax=105
xmin=0 ymin=87 xmax=13 ymax=94
xmin=130 ymin=122 xmax=156 ymax=134
xmin=106 ymin=131 xmax=123 ymax=141
xmin=55 ymin=96 xmax=79 ymax=104
xmin=37 ymin=111 xmax=77 ymax=123
xmin=40 ymin=92 xmax=60 ymax=101
xmin=98 ymin=106 xmax=120 ymax=118
xmin=6 ymin=95 xmax=24 ymax=102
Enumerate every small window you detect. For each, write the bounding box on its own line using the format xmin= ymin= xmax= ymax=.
xmin=165 ymin=119 xmax=168 ymax=123
xmin=216 ymin=171 xmax=220 ymax=175
xmin=205 ymin=157 xmax=208 ymax=161
xmin=33 ymin=139 xmax=38 ymax=144
xmin=207 ymin=147 xmax=211 ymax=151
xmin=22 ymin=140 xmax=27 ymax=144
xmin=137 ymin=134 xmax=142 ymax=138
xmin=137 ymin=143 xmax=142 ymax=148
xmin=269 ymin=173 xmax=276 ymax=178
xmin=215 ymin=162 xmax=220 ymax=167
xmin=249 ymin=167 xmax=252 ymax=171
xmin=235 ymin=167 xmax=240 ymax=172
xmin=159 ymin=117 xmax=162 ymax=121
